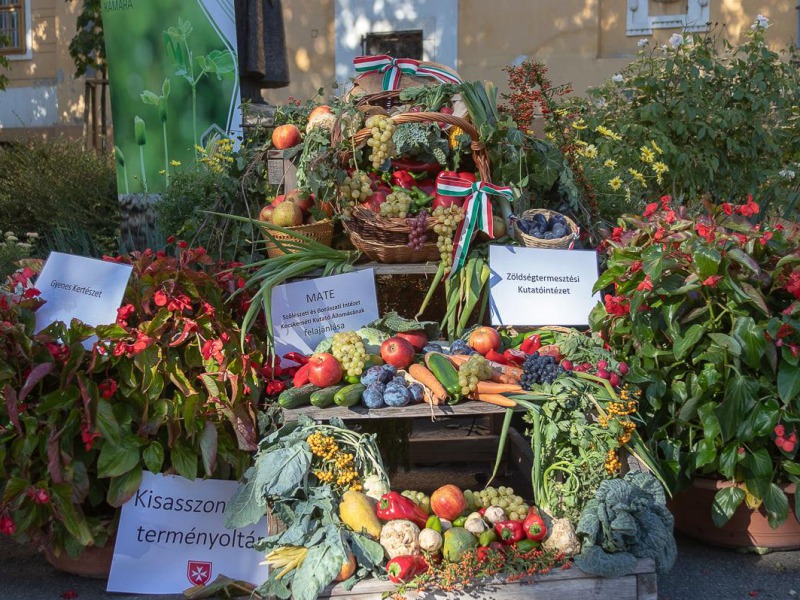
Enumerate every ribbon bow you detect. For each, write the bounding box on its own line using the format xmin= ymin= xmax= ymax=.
xmin=353 ymin=55 xmax=462 ymax=91
xmin=436 ymin=176 xmax=513 ymax=277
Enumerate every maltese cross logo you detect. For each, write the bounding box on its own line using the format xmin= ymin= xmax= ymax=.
xmin=187 ymin=560 xmax=212 ymax=586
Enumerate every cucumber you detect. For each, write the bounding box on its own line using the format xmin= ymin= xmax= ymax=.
xmin=334 ymin=383 xmax=367 ymax=407
xmin=278 ymin=383 xmax=321 ymax=409
xmin=426 ymin=352 xmax=460 ymax=401
xmin=310 ymin=385 xmax=345 ymax=408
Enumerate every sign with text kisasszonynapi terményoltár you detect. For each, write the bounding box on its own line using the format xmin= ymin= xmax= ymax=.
xmin=107 ymin=472 xmax=268 ymax=594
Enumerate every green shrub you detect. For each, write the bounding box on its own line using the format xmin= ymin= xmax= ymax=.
xmin=562 ymin=20 xmax=800 ymax=217
xmin=0 ymin=138 xmax=119 ymax=254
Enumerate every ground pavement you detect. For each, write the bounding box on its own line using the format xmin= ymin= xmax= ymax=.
xmin=0 ymin=533 xmax=798 ymax=600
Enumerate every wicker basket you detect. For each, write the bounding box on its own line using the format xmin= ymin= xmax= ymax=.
xmin=513 ymin=209 xmax=579 ymax=250
xmin=333 ymin=93 xmax=492 ymax=263
xmin=261 ymin=219 xmax=334 ymax=258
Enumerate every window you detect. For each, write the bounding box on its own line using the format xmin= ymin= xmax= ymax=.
xmin=627 ymin=0 xmax=710 ymax=36
xmin=363 ymin=31 xmax=424 ymax=60
xmin=0 ymin=0 xmax=25 ymax=55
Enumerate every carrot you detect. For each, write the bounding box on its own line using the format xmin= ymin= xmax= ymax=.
xmin=475 ymin=381 xmax=523 ymax=394
xmin=467 ymin=392 xmax=517 ymax=408
xmin=445 ymin=354 xmax=470 ymax=367
xmin=408 ymin=363 xmax=448 ymax=405
xmin=489 ymin=372 xmax=518 ymax=384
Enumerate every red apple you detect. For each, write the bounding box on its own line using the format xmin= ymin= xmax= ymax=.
xmin=396 ymin=330 xmax=428 ymax=351
xmin=468 ymin=326 xmax=502 ymax=356
xmin=380 ymin=337 xmax=416 ymax=369
xmin=308 ymin=105 xmax=332 ymax=122
xmin=258 ymin=205 xmax=274 ymax=222
xmin=285 ymin=188 xmax=315 ymax=215
xmin=272 ymin=202 xmax=303 ymax=227
xmin=270 ymin=194 xmax=286 ymax=207
xmin=307 ymin=353 xmax=343 ymax=387
xmin=272 ymin=124 xmax=302 ymax=150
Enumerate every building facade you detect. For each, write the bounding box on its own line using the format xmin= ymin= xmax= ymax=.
xmin=1 ymin=1 xmax=798 ymax=141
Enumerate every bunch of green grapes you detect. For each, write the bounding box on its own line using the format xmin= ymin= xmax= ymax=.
xmin=464 ymin=486 xmax=531 ymax=521
xmin=365 ymin=114 xmax=396 ymax=169
xmin=379 ymin=189 xmax=412 ymax=218
xmin=401 ymin=490 xmax=431 ymax=514
xmin=432 ymin=206 xmax=464 ymax=266
xmin=340 ymin=171 xmax=372 ymax=214
xmin=331 ymin=331 xmax=367 ymax=377
xmin=458 ymin=353 xmax=493 ymax=396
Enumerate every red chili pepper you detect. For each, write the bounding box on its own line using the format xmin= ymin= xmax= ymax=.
xmin=494 ymin=520 xmax=526 ymax=545
xmin=391 ymin=170 xmax=416 ymax=189
xmin=519 ymin=334 xmax=541 ymax=354
xmin=523 ymin=507 xmax=548 ymax=541
xmin=376 ymin=492 xmax=429 ymax=528
xmin=293 ymin=363 xmax=310 ymax=387
xmin=503 ymin=349 xmax=526 ymax=366
xmin=386 ymin=555 xmax=428 ymax=583
xmin=283 ymin=352 xmax=309 ymax=365
xmin=485 ymin=349 xmax=508 ymax=365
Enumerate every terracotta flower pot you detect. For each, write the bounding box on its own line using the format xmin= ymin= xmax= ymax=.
xmin=669 ymin=477 xmax=800 ymax=552
xmin=44 ymin=541 xmax=115 ymax=579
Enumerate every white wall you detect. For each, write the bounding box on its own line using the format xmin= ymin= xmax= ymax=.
xmin=334 ymin=0 xmax=459 ymax=82
xmin=0 ymin=84 xmax=59 ymax=128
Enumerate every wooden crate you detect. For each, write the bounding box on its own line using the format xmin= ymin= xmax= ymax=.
xmin=318 ymin=558 xmax=657 ymax=599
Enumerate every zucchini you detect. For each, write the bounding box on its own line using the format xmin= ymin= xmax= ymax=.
xmin=310 ymin=385 xmax=345 ymax=408
xmin=426 ymin=352 xmax=460 ymax=401
xmin=278 ymin=383 xmax=321 ymax=409
xmin=334 ymin=383 xmax=367 ymax=407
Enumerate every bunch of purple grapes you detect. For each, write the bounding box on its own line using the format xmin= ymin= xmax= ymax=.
xmin=407 ymin=210 xmax=429 ymax=250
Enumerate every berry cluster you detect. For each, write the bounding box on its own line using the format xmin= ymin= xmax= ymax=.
xmin=516 ymin=212 xmax=572 ymax=240
xmin=365 ymin=114 xmax=396 ymax=169
xmin=433 ymin=206 xmax=463 ymax=266
xmin=331 ymin=331 xmax=367 ymax=377
xmin=380 ymin=189 xmax=412 ymax=218
xmin=407 ymin=209 xmax=429 ymax=250
xmin=521 ymin=352 xmax=566 ymax=389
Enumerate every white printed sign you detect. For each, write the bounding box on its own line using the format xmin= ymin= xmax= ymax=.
xmin=33 ymin=252 xmax=133 ymax=338
xmin=107 ymin=472 xmax=268 ymax=594
xmin=489 ymin=245 xmax=600 ymax=326
xmin=271 ymin=269 xmax=380 ymax=360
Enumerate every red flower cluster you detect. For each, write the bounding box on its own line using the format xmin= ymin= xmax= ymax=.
xmin=80 ymin=423 xmax=101 ymax=452
xmin=98 ymin=379 xmax=118 ymax=399
xmin=774 ymin=424 xmax=798 ymax=453
xmin=604 ymin=294 xmax=630 ymax=316
xmin=0 ymin=513 xmax=15 ymax=536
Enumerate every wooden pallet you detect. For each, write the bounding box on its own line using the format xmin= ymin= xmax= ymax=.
xmin=318 ymin=558 xmax=657 ymax=599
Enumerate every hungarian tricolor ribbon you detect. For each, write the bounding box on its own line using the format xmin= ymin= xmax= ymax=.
xmin=436 ymin=176 xmax=513 ymax=278
xmin=353 ymin=55 xmax=462 ymax=91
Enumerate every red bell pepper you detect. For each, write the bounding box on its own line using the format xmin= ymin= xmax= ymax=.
xmin=293 ymin=363 xmax=310 ymax=387
xmin=365 ymin=184 xmax=391 ymax=212
xmin=519 ymin=334 xmax=541 ymax=354
xmin=494 ymin=520 xmax=526 ymax=545
xmin=433 ymin=170 xmax=477 ymax=210
xmin=523 ymin=507 xmax=548 ymax=541
xmin=376 ymin=492 xmax=429 ymax=529
xmin=392 ymin=170 xmax=416 ymax=189
xmin=485 ymin=349 xmax=508 ymax=365
xmin=503 ymin=349 xmax=526 ymax=366
xmin=386 ymin=555 xmax=428 ymax=583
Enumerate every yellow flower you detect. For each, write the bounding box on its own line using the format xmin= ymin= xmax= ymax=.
xmin=652 ymin=161 xmax=669 ymax=174
xmin=609 ymin=176 xmax=623 ymax=191
xmin=650 ymin=140 xmax=663 ymax=155
xmin=628 ymin=168 xmax=647 ymax=187
xmin=578 ymin=144 xmax=598 ymax=159
xmin=571 ymin=119 xmax=588 ymax=131
xmin=595 ymin=125 xmax=622 ymax=141
xmin=604 ymin=159 xmax=618 ymax=169
xmin=639 ymin=146 xmax=655 ymax=163
xmin=170 ymin=160 xmax=181 ymax=167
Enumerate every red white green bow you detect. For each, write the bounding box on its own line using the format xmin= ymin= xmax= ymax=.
xmin=436 ymin=176 xmax=513 ymax=277
xmin=353 ymin=55 xmax=462 ymax=91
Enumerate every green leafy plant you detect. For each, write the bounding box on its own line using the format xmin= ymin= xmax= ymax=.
xmin=564 ymin=19 xmax=800 ymax=216
xmin=63 ymin=0 xmax=105 ymax=78
xmin=591 ymin=195 xmax=800 ymax=528
xmin=0 ymin=246 xmax=269 ymax=557
xmin=141 ymin=79 xmax=172 ymax=185
xmin=0 ymin=138 xmax=119 ymax=255
xmin=0 ymin=33 xmax=10 ymax=91
xmin=225 ymin=416 xmax=388 ymax=599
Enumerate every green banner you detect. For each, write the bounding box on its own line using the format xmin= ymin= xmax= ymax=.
xmin=102 ymin=0 xmax=241 ymax=195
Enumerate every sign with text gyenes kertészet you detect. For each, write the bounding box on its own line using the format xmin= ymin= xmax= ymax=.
xmin=33 ymin=252 xmax=133 ymax=336
xmin=107 ymin=472 xmax=268 ymax=594
xmin=488 ymin=245 xmax=599 ymax=326
xmin=271 ymin=269 xmax=380 ymax=361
